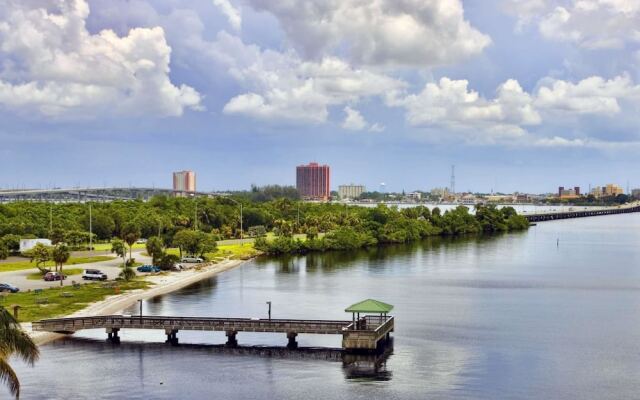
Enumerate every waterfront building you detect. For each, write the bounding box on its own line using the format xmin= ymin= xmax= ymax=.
xmin=558 ymin=186 xmax=580 ymax=199
xmin=632 ymin=189 xmax=640 ymax=199
xmin=296 ymin=163 xmax=330 ymax=201
xmin=603 ymin=183 xmax=624 ymax=196
xmin=173 ymin=170 xmax=196 ymax=194
xmin=338 ymin=184 xmax=365 ymax=200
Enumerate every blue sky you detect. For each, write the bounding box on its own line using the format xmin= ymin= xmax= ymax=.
xmin=0 ymin=0 xmax=639 ymax=193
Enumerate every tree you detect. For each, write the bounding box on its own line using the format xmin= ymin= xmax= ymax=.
xmin=0 ymin=244 xmax=8 ymax=261
xmin=173 ymin=229 xmax=199 ymax=258
xmin=197 ymin=233 xmax=217 ymax=258
xmin=111 ymin=239 xmax=127 ymax=267
xmin=145 ymin=236 xmax=165 ymax=265
xmin=158 ymin=254 xmax=180 ymax=271
xmin=27 ymin=243 xmax=51 ymax=274
xmin=51 ymin=243 xmax=70 ymax=286
xmin=0 ymin=306 xmax=39 ymax=398
xmin=49 ymin=228 xmax=65 ymax=245
xmin=121 ymin=222 xmax=141 ymax=264
xmin=0 ymin=235 xmax=20 ymax=253
xmin=118 ymin=266 xmax=136 ymax=281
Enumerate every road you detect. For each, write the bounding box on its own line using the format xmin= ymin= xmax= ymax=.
xmin=0 ymin=250 xmax=152 ymax=291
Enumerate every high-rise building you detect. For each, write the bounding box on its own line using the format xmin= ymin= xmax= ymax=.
xmin=558 ymin=186 xmax=581 ymax=199
xmin=603 ymin=183 xmax=623 ymax=196
xmin=173 ymin=170 xmax=196 ymax=193
xmin=296 ymin=163 xmax=330 ymax=201
xmin=338 ymin=184 xmax=365 ymax=200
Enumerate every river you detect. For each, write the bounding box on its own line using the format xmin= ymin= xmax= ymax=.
xmin=9 ymin=213 xmax=640 ymax=399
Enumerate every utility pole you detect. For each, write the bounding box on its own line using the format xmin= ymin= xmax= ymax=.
xmin=194 ymin=200 xmax=198 ymax=231
xmin=450 ymin=165 xmax=456 ymax=198
xmin=89 ymin=203 xmax=92 ymax=254
xmin=49 ymin=203 xmax=53 ymax=236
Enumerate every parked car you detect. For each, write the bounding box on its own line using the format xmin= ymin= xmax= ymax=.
xmin=181 ymin=256 xmax=203 ymax=263
xmin=136 ymin=265 xmax=161 ymax=273
xmin=0 ymin=283 xmax=19 ymax=293
xmin=136 ymin=238 xmax=148 ymax=244
xmin=82 ymin=269 xmax=108 ymax=281
xmin=44 ymin=272 xmax=66 ymax=281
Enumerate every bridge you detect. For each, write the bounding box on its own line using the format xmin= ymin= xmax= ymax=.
xmin=524 ymin=204 xmax=640 ymax=222
xmin=31 ymin=314 xmax=394 ymax=352
xmin=0 ymin=187 xmax=217 ymax=202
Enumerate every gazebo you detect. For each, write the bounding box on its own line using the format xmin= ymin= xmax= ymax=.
xmin=345 ymin=299 xmax=393 ymax=330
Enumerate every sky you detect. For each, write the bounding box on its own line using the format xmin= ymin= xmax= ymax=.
xmin=0 ymin=0 xmax=639 ymax=193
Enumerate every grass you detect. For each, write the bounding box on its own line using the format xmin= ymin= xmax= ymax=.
xmin=0 ymin=256 xmax=115 ymax=272
xmin=163 ymin=243 xmax=261 ymax=262
xmin=0 ymin=279 xmax=151 ymax=322
xmin=92 ymin=242 xmax=146 ymax=251
xmin=26 ymin=268 xmax=83 ymax=280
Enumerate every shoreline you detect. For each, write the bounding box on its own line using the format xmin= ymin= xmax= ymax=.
xmin=23 ymin=258 xmax=249 ymax=346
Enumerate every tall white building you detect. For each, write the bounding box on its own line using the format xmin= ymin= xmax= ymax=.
xmin=173 ymin=170 xmax=196 ymax=193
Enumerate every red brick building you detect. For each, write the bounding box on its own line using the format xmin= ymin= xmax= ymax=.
xmin=296 ymin=163 xmax=330 ymax=201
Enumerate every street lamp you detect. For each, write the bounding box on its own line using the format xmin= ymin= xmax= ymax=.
xmin=266 ymin=301 xmax=272 ymax=320
xmin=138 ymin=299 xmax=143 ymax=321
xmin=226 ymin=197 xmax=244 ymax=245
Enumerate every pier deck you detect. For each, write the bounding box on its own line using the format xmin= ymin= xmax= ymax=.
xmin=32 ymin=314 xmax=394 ymax=351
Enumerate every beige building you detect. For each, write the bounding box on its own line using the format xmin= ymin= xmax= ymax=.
xmin=338 ymin=184 xmax=365 ymax=199
xmin=173 ymin=170 xmax=196 ymax=193
xmin=590 ymin=184 xmax=624 ymax=197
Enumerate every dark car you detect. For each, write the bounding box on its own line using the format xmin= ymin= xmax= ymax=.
xmin=44 ymin=272 xmax=66 ymax=281
xmin=0 ymin=283 xmax=19 ymax=293
xmin=136 ymin=265 xmax=161 ymax=273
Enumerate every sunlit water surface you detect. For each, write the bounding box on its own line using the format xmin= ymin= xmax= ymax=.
xmin=9 ymin=214 xmax=640 ymax=399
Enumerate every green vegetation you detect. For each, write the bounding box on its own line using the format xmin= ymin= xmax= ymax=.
xmin=0 ymin=280 xmax=151 ymax=322
xmin=255 ymin=205 xmax=529 ymax=255
xmin=0 ymin=306 xmax=39 ymax=398
xmin=26 ymin=268 xmax=83 ymax=280
xmin=0 ymin=256 xmax=114 ymax=273
xmin=0 ymin=196 xmax=529 ymax=259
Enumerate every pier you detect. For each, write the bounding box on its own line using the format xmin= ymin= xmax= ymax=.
xmin=524 ymin=204 xmax=640 ymax=222
xmin=31 ymin=299 xmax=395 ymax=352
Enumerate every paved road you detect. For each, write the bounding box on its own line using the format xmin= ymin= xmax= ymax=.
xmin=0 ymin=250 xmax=152 ymax=291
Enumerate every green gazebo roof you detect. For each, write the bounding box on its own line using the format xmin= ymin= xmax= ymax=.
xmin=345 ymin=299 xmax=394 ymax=313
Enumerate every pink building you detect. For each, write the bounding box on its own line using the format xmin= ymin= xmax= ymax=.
xmin=296 ymin=163 xmax=330 ymax=201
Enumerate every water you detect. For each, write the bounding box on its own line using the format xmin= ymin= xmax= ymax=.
xmin=9 ymin=214 xmax=640 ymax=399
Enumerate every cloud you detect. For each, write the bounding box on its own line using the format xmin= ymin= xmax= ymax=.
xmin=212 ymin=0 xmax=241 ymax=31
xmin=387 ymin=74 xmax=640 ymax=145
xmin=0 ymin=0 xmax=202 ymax=119
xmin=217 ymin=33 xmax=405 ymax=123
xmin=506 ymin=0 xmax=640 ymax=49
xmin=386 ymin=77 xmax=540 ymax=143
xmin=341 ymin=106 xmax=367 ymax=130
xmin=244 ymin=0 xmax=491 ymax=67
xmin=535 ymin=75 xmax=640 ymax=115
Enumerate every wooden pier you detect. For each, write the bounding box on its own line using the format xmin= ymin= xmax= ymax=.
xmin=32 ymin=309 xmax=394 ymax=352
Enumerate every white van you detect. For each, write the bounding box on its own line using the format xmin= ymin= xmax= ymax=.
xmin=181 ymin=256 xmax=203 ymax=263
xmin=82 ymin=269 xmax=108 ymax=281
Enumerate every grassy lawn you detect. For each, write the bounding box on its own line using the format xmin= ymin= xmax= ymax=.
xmin=26 ymin=268 xmax=83 ymax=280
xmin=1 ymin=279 xmax=151 ymax=322
xmin=163 ymin=243 xmax=260 ymax=262
xmin=92 ymin=242 xmax=146 ymax=251
xmin=0 ymin=256 xmax=115 ymax=273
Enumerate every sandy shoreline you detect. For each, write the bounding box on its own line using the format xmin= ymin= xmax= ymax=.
xmin=23 ymin=258 xmax=248 ymax=345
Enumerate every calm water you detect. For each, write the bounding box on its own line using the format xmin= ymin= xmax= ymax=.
xmin=10 ymin=214 xmax=640 ymax=399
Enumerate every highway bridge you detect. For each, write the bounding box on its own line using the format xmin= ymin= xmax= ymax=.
xmin=524 ymin=204 xmax=640 ymax=222
xmin=0 ymin=187 xmax=217 ymax=202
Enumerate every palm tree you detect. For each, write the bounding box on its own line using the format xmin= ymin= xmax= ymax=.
xmin=51 ymin=243 xmax=70 ymax=287
xmin=0 ymin=306 xmax=39 ymax=398
xmin=121 ymin=222 xmax=140 ymax=265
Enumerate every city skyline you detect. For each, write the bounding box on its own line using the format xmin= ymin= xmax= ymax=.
xmin=1 ymin=1 xmax=639 ymax=193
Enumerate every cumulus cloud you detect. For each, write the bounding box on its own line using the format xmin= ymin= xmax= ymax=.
xmin=0 ymin=0 xmax=202 ymax=119
xmin=386 ymin=77 xmax=540 ymax=142
xmin=387 ymin=74 xmax=640 ymax=145
xmin=506 ymin=0 xmax=640 ymax=49
xmin=244 ymin=0 xmax=491 ymax=67
xmin=216 ymin=33 xmax=405 ymax=123
xmin=341 ymin=106 xmax=367 ymax=130
xmin=213 ymin=0 xmax=241 ymax=31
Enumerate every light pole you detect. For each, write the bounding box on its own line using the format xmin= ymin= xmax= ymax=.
xmin=138 ymin=299 xmax=143 ymax=321
xmin=227 ymin=197 xmax=243 ymax=244
xmin=266 ymin=301 xmax=272 ymax=320
xmin=89 ymin=203 xmax=92 ymax=255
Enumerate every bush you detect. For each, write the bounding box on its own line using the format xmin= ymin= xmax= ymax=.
xmin=158 ymin=254 xmax=180 ymax=271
